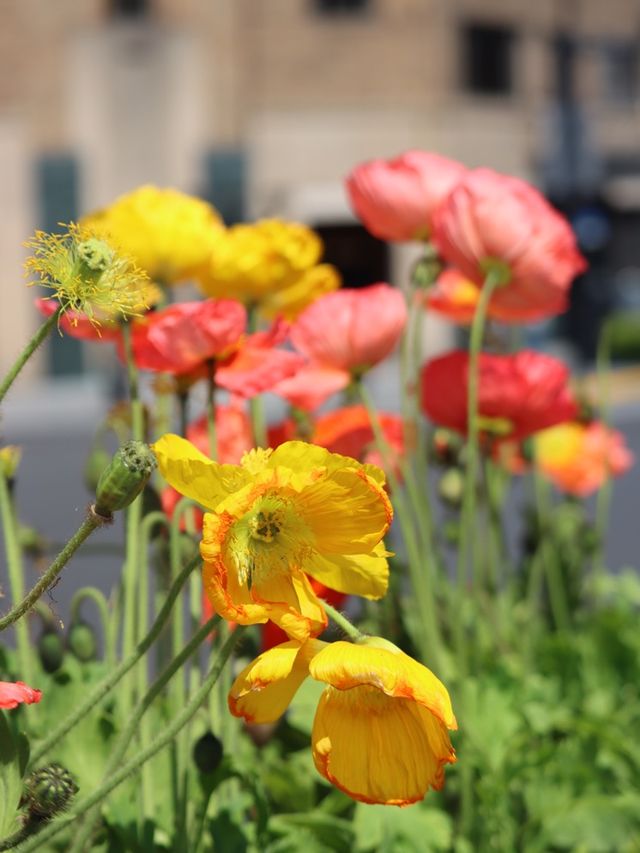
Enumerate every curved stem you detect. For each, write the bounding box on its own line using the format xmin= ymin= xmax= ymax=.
xmin=0 ymin=470 xmax=32 ymax=681
xmin=0 ymin=307 xmax=61 ymax=405
xmin=19 ymin=628 xmax=244 ymax=853
xmin=29 ymin=553 xmax=200 ymax=766
xmin=68 ymin=613 xmax=219 ymax=853
xmin=323 ymin=601 xmax=363 ymax=642
xmin=0 ymin=514 xmax=101 ymax=633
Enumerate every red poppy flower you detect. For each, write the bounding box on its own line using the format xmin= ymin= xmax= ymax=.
xmin=0 ymin=680 xmax=42 ymax=709
xmin=311 ymin=405 xmax=405 ymax=475
xmin=421 ymin=350 xmax=578 ymax=442
xmin=432 ymin=169 xmax=587 ymax=319
xmin=36 ymin=298 xmax=120 ymax=341
xmin=346 ymin=151 xmax=467 ymax=242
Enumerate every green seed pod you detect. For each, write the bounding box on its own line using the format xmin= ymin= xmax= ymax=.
xmin=38 ymin=630 xmax=64 ymax=674
xmin=25 ymin=764 xmax=78 ymax=819
xmin=193 ymin=731 xmax=223 ymax=774
xmin=68 ymin=621 xmax=98 ymax=662
xmin=94 ymin=441 xmax=157 ymax=517
xmin=84 ymin=445 xmax=112 ymax=493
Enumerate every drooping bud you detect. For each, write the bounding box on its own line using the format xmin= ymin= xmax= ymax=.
xmin=24 ymin=764 xmax=78 ymax=819
xmin=193 ymin=731 xmax=224 ymax=774
xmin=68 ymin=621 xmax=98 ymax=662
xmin=93 ymin=441 xmax=156 ymax=518
xmin=38 ymin=630 xmax=64 ymax=674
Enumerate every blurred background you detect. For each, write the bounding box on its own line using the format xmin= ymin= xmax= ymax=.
xmin=2 ymin=0 xmax=640 ymax=603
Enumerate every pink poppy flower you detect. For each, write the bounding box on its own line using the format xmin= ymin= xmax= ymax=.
xmin=432 ymin=169 xmax=587 ymax=318
xmin=346 ymin=151 xmax=468 ymax=242
xmin=274 ymin=284 xmax=407 ymax=410
xmin=36 ymin=299 xmax=120 ymax=341
xmin=0 ymin=680 xmax=42 ymax=709
xmin=425 ymin=268 xmax=566 ymax=325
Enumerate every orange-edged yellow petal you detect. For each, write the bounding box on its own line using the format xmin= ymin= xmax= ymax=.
xmin=251 ymin=569 xmax=328 ymax=642
xmin=312 ymin=685 xmax=456 ymax=806
xmin=297 ymin=468 xmax=392 ymax=555
xmin=304 ymin=541 xmax=390 ymax=600
xmin=153 ymin=434 xmax=249 ymax=511
xmin=308 ymin=640 xmax=456 ymax=729
xmin=229 ymin=639 xmax=325 ymax=723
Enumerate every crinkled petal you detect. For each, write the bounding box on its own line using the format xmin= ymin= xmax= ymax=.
xmin=312 ymin=686 xmax=456 ymax=805
xmin=305 ymin=542 xmax=390 ymax=600
xmin=153 ymin=434 xmax=249 ymax=511
xmin=229 ymin=639 xmax=325 ymax=723
xmin=309 ymin=640 xmax=456 ymax=728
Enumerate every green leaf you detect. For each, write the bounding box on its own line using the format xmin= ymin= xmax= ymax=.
xmin=0 ymin=711 xmax=25 ymax=837
xmin=353 ymin=802 xmax=452 ymax=853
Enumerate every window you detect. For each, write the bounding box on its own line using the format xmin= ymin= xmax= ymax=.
xmin=202 ymin=148 xmax=246 ymax=226
xmin=602 ymin=41 xmax=638 ymax=104
xmin=312 ymin=224 xmax=389 ymax=289
xmin=313 ymin=0 xmax=370 ymax=15
xmin=462 ymin=23 xmax=514 ymax=95
xmin=109 ymin=0 xmax=150 ymax=18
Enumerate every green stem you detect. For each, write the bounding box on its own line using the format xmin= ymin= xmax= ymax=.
xmin=357 ymin=381 xmax=445 ymax=672
xmin=69 ymin=613 xmax=219 ymax=853
xmin=30 ymin=553 xmax=200 ymax=766
xmin=19 ymin=629 xmax=244 ymax=853
xmin=0 ymin=514 xmax=101 ymax=634
xmin=0 ymin=307 xmax=61 ymax=405
xmin=0 ymin=471 xmax=32 ymax=681
xmin=69 ymin=586 xmax=110 ymax=663
xmin=247 ymin=304 xmax=267 ymax=447
xmin=534 ymin=472 xmax=570 ymax=631
xmin=323 ymin=601 xmax=363 ymax=642
xmin=206 ymin=361 xmax=218 ymax=462
xmin=593 ymin=316 xmax=614 ymax=581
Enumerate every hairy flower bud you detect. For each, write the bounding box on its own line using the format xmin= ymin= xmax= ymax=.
xmin=0 ymin=445 xmax=22 ymax=480
xmin=24 ymin=764 xmax=78 ymax=819
xmin=193 ymin=731 xmax=224 ymax=774
xmin=68 ymin=621 xmax=98 ymax=662
xmin=38 ymin=630 xmax=64 ymax=674
xmin=93 ymin=441 xmax=156 ymax=518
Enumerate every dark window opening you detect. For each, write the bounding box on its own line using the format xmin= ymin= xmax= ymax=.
xmin=313 ymin=0 xmax=370 ymax=15
xmin=602 ymin=41 xmax=638 ymax=104
xmin=313 ymin=224 xmax=389 ymax=289
xmin=202 ymin=148 xmax=246 ymax=226
xmin=462 ymin=23 xmax=514 ymax=95
xmin=109 ymin=0 xmax=150 ymax=19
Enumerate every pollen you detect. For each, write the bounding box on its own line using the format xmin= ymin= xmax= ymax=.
xmin=249 ymin=510 xmax=282 ymax=543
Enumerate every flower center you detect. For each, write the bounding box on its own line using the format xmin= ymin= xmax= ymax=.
xmin=248 ymin=510 xmax=282 ymax=543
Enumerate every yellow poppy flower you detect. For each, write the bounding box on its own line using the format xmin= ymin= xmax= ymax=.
xmin=82 ymin=186 xmax=224 ymax=285
xmin=228 ymin=636 xmax=457 ymax=806
xmin=153 ymin=435 xmax=392 ymax=640
xmin=197 ymin=219 xmax=341 ymax=319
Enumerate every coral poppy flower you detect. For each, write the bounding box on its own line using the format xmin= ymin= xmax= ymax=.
xmin=425 ymin=268 xmax=563 ymax=325
xmin=0 ymin=680 xmax=42 ymax=709
xmin=82 ymin=186 xmax=224 ymax=285
xmin=36 ymin=299 xmax=122 ymax=341
xmin=274 ymin=285 xmax=407 ymax=411
xmin=421 ymin=350 xmax=578 ymax=442
xmin=229 ymin=636 xmax=456 ymax=806
xmin=346 ymin=150 xmax=467 ymax=242
xmin=124 ymin=299 xmax=246 ymax=375
xmin=535 ymin=421 xmax=634 ymax=496
xmin=199 ymin=219 xmax=341 ymax=319
xmin=153 ymin=436 xmax=392 ymax=640
xmin=432 ymin=169 xmax=587 ymax=319
xmin=311 ymin=405 xmax=405 ymax=476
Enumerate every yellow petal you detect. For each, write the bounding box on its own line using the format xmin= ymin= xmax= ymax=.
xmin=153 ymin=434 xmax=249 ymax=511
xmin=252 ymin=569 xmax=328 ymax=642
xmin=229 ymin=639 xmax=325 ymax=723
xmin=312 ymin=685 xmax=456 ymax=805
xmin=309 ymin=640 xmax=456 ymax=729
xmin=298 ymin=468 xmax=392 ymax=554
xmin=305 ymin=542 xmax=390 ymax=600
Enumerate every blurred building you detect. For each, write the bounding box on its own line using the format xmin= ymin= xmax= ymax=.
xmin=2 ymin=0 xmax=640 ymax=376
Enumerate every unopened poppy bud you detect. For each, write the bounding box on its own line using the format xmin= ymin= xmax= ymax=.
xmin=68 ymin=621 xmax=98 ymax=662
xmin=93 ymin=441 xmax=156 ymax=517
xmin=38 ymin=630 xmax=64 ymax=674
xmin=24 ymin=764 xmax=78 ymax=819
xmin=84 ymin=445 xmax=112 ymax=493
xmin=0 ymin=445 xmax=22 ymax=480
xmin=193 ymin=731 xmax=223 ymax=774
xmin=438 ymin=468 xmax=464 ymax=508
